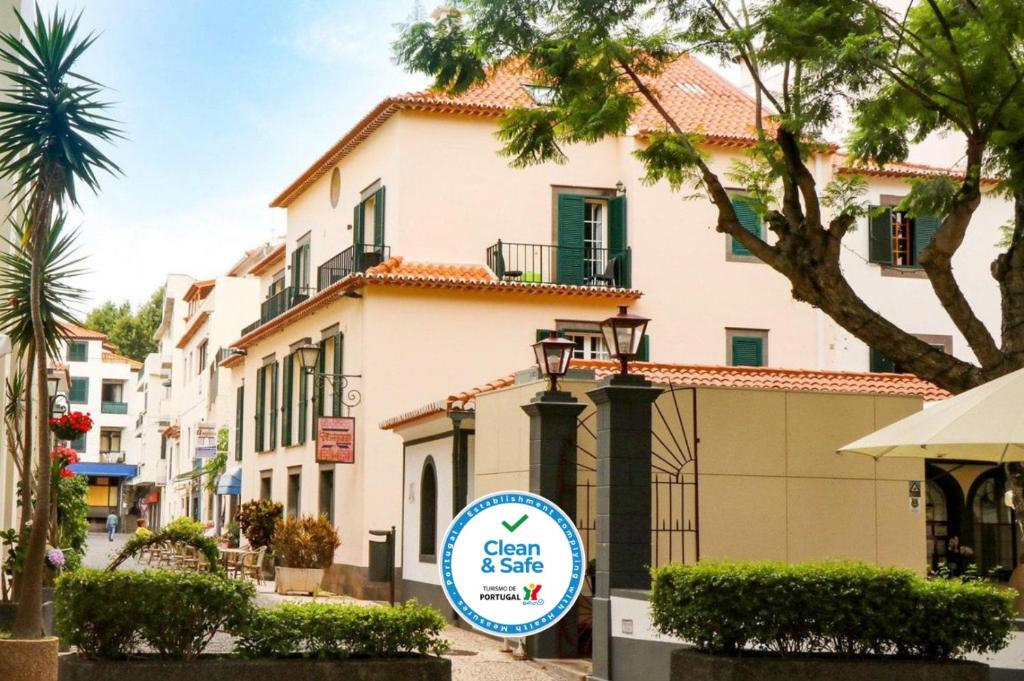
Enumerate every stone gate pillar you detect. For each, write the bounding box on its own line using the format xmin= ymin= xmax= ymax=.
xmin=587 ymin=373 xmax=662 ymax=681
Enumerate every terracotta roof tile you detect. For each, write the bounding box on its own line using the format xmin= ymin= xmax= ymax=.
xmin=59 ymin=322 xmax=107 ymax=341
xmin=102 ymin=351 xmax=143 ymax=370
xmin=250 ymin=244 xmax=286 ymax=276
xmin=183 ymin=279 xmax=215 ymax=302
xmin=380 ymin=361 xmax=948 ymax=430
xmin=366 ymin=256 xmax=495 ymax=282
xmin=272 ymin=55 xmax=767 ymax=207
xmin=833 ymin=154 xmax=999 ymax=184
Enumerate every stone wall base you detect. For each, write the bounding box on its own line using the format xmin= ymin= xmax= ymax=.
xmin=322 ymin=563 xmax=400 ymax=601
xmin=671 ymin=648 xmax=988 ymax=681
xmin=59 ymin=654 xmax=451 ymax=681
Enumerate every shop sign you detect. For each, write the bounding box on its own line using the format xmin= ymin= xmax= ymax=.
xmin=316 ymin=416 xmax=355 ymax=464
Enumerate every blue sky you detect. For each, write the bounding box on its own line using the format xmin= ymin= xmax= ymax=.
xmin=32 ymin=0 xmax=428 ymax=308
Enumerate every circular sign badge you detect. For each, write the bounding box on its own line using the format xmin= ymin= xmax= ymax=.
xmin=439 ymin=491 xmax=585 ymax=636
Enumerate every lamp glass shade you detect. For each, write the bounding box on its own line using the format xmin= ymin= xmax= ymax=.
xmin=600 ymin=305 xmax=649 ymax=359
xmin=46 ymin=376 xmax=60 ymax=397
xmin=295 ymin=342 xmax=321 ymax=372
xmin=533 ymin=332 xmax=574 ymax=379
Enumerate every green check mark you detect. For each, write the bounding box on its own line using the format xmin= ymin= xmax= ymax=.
xmin=502 ymin=514 xmax=529 ymax=533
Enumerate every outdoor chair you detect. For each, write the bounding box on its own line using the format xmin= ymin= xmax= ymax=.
xmin=240 ymin=547 xmax=265 ymax=585
xmin=587 ymin=255 xmax=619 ymax=287
xmin=494 ymin=250 xmax=523 ymax=281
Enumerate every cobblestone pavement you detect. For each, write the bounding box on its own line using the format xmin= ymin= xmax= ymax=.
xmin=82 ymin=535 xmax=561 ymax=679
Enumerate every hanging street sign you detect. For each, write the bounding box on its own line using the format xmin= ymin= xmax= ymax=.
xmin=439 ymin=491 xmax=585 ymax=637
xmin=195 ymin=423 xmax=217 ymax=458
xmin=317 ymin=416 xmax=356 ymax=464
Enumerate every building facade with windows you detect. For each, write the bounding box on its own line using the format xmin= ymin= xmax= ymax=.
xmin=220 ymin=56 xmax=1012 ymax=598
xmin=59 ymin=323 xmax=142 ymax=528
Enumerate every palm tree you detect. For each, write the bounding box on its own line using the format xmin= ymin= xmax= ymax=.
xmin=0 ymin=214 xmax=87 ymax=537
xmin=0 ymin=8 xmax=118 ymax=638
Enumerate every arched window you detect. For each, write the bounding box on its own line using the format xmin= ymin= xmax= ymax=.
xmin=419 ymin=457 xmax=438 ymax=560
xmin=970 ymin=472 xmax=1017 ymax=575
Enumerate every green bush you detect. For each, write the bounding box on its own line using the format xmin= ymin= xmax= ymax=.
xmin=56 ymin=568 xmax=254 ymax=659
xmin=235 ymin=602 xmax=450 ymax=658
xmin=164 ymin=516 xmax=205 ymax=537
xmin=650 ymin=561 xmax=1014 ymax=660
xmin=272 ymin=515 xmax=340 ymax=569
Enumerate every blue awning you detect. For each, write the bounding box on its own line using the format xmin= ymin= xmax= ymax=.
xmin=217 ymin=467 xmax=241 ymax=496
xmin=68 ymin=462 xmax=138 ymax=478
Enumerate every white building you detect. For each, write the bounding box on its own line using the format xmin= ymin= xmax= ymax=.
xmin=58 ymin=322 xmax=142 ymax=528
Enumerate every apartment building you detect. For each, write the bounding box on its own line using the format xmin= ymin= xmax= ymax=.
xmin=131 ymin=246 xmax=278 ymax=530
xmin=57 ymin=323 xmax=142 ymax=528
xmin=220 ymin=55 xmax=1010 ymax=598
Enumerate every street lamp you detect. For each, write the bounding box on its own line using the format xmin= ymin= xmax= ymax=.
xmin=293 ymin=340 xmax=362 ymax=411
xmin=600 ymin=305 xmax=650 ymax=376
xmin=533 ymin=331 xmax=575 ymax=392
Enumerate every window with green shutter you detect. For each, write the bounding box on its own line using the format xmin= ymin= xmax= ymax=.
xmin=914 ymin=215 xmax=940 ymax=263
xmin=331 ymin=333 xmax=344 ymax=415
xmin=557 ymin=194 xmax=586 ymax=285
xmin=637 ymin=335 xmax=650 ymax=362
xmin=282 ymin=354 xmax=294 ymax=447
xmin=730 ymin=335 xmax=765 ymax=367
xmin=353 ymin=186 xmax=385 ymax=251
xmin=69 ymin=377 xmax=89 ymax=404
xmin=255 ymin=366 xmax=266 ymax=452
xmin=868 ymin=206 xmax=941 ymax=268
xmin=70 ymin=432 xmax=86 ymax=453
xmin=234 ymin=385 xmax=244 ymax=461
xmin=269 ymin=361 xmax=279 ymax=450
xmin=314 ymin=338 xmax=327 ymax=440
xmin=297 ymin=358 xmax=308 ymax=445
xmin=67 ymin=341 xmax=88 ymax=362
xmin=730 ymin=196 xmax=763 ymax=257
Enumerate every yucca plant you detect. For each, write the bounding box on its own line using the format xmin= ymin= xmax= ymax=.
xmin=0 ymin=7 xmax=118 ymax=638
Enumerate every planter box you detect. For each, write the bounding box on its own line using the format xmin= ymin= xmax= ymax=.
xmin=59 ymin=654 xmax=451 ymax=681
xmin=671 ymin=648 xmax=988 ymax=681
xmin=275 ymin=567 xmax=324 ymax=595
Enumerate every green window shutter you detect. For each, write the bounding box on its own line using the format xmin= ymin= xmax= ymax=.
xmin=297 ymin=358 xmax=308 ymax=445
xmin=609 ymin=195 xmax=629 ymax=287
xmin=289 ymin=248 xmax=301 ymax=291
xmin=332 ymin=333 xmax=344 ymax=415
xmin=373 ymin=187 xmax=386 ymax=246
xmin=637 ymin=335 xmax=650 ymax=361
xmin=234 ymin=385 xmax=244 ymax=461
xmin=67 ymin=341 xmax=87 ymax=362
xmin=71 ymin=432 xmax=86 ymax=453
xmin=255 ymin=367 xmax=265 ymax=452
xmin=868 ymin=207 xmax=893 ymax=264
xmin=731 ymin=336 xmax=764 ymax=367
xmin=869 ymin=348 xmax=896 ymax=373
xmin=556 ymin=194 xmax=586 ymax=285
xmin=914 ymin=215 xmax=941 ymax=265
xmin=282 ymin=354 xmax=293 ymax=447
xmin=316 ymin=339 xmax=327 ymax=421
xmin=69 ymin=377 xmax=89 ymax=404
xmin=730 ymin=197 xmax=762 ymax=256
xmin=353 ymin=203 xmax=364 ymax=246
xmin=269 ymin=361 xmax=279 ymax=450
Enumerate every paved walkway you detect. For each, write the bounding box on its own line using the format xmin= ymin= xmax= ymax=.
xmin=81 ymin=532 xmax=561 ymax=680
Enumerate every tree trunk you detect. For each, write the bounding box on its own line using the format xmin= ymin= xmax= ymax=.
xmin=18 ymin=345 xmax=34 ymax=531
xmin=11 ymin=183 xmax=55 ymax=638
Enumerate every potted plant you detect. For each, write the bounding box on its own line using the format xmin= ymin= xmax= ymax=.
xmin=237 ymin=500 xmax=282 ymax=579
xmin=272 ymin=516 xmax=339 ymax=595
xmin=224 ymin=521 xmax=240 ymax=549
xmin=47 ymin=412 xmax=93 ymax=442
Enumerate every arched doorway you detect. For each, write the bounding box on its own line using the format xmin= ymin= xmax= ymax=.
xmin=968 ymin=469 xmax=1017 ymax=577
xmin=925 ymin=465 xmax=963 ymax=571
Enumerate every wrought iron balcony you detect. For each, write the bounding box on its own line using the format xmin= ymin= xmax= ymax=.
xmin=241 ymin=285 xmax=310 ymax=337
xmin=101 ymin=401 xmax=128 ymax=415
xmin=317 ymin=243 xmax=391 ymax=292
xmin=99 ymin=451 xmax=126 ymax=464
xmin=486 ymin=240 xmax=632 ymax=288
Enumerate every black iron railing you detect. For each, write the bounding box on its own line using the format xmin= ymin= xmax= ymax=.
xmin=486 ymin=240 xmax=631 ymax=288
xmin=241 ymin=286 xmax=310 ymax=337
xmin=317 ymin=243 xmax=391 ymax=292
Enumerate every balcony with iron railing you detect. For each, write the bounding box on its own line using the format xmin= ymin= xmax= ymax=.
xmin=240 ymin=285 xmax=310 ymax=338
xmin=99 ymin=451 xmax=126 ymax=464
xmin=317 ymin=243 xmax=390 ymax=292
xmin=101 ymin=401 xmax=128 ymax=415
xmin=486 ymin=240 xmax=632 ymax=288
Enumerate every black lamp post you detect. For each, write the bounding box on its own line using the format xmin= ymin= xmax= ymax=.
xmin=532 ymin=331 xmax=575 ymax=392
xmin=600 ymin=305 xmax=649 ymax=376
xmin=293 ymin=340 xmax=362 ymax=411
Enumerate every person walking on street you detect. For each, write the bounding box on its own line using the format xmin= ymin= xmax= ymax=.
xmin=106 ymin=512 xmax=119 ymax=541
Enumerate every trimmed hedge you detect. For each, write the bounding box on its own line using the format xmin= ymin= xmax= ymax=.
xmin=235 ymin=602 xmax=450 ymax=659
xmin=650 ymin=561 xmax=1014 ymax=660
xmin=56 ymin=569 xmax=254 ymax=659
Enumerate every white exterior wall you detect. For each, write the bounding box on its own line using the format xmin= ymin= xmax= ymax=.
xmin=60 ymin=336 xmax=140 ymax=465
xmin=401 ymin=434 xmax=454 ymax=587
